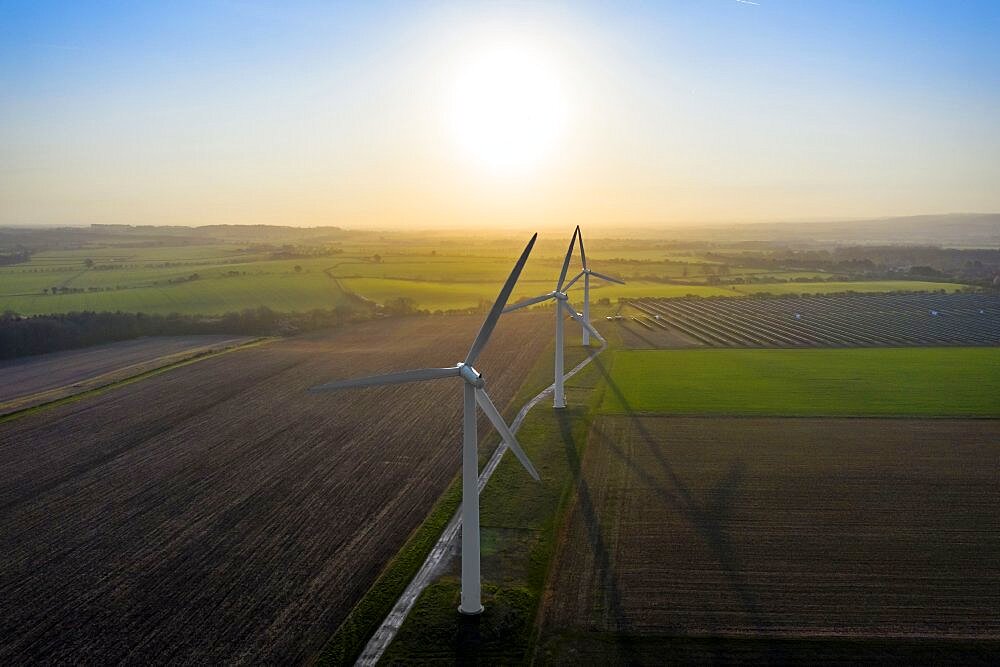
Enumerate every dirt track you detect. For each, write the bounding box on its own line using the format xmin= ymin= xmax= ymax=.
xmin=0 ymin=313 xmax=547 ymax=663
xmin=540 ymin=416 xmax=1000 ymax=658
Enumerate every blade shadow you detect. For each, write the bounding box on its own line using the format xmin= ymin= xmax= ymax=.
xmin=588 ymin=356 xmax=779 ymax=654
xmin=556 ymin=409 xmax=640 ymax=665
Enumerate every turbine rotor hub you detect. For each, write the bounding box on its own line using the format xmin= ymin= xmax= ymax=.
xmin=458 ymin=363 xmax=485 ymax=387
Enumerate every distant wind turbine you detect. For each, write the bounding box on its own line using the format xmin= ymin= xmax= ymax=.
xmin=504 ymin=228 xmax=603 ymax=408
xmin=310 ymin=234 xmax=541 ymax=615
xmin=562 ymin=226 xmax=626 ymax=346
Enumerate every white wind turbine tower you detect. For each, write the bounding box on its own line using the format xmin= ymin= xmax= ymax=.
xmin=562 ymin=226 xmax=626 ymax=346
xmin=309 ymin=234 xmax=540 ymax=616
xmin=503 ymin=228 xmax=604 ymax=409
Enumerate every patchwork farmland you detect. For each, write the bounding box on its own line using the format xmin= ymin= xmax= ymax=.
xmin=0 ymin=313 xmax=548 ymax=663
xmin=374 ymin=337 xmax=1000 ymax=663
xmin=625 ymin=292 xmax=1000 ymax=348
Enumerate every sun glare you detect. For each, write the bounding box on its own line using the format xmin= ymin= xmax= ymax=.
xmin=448 ymin=43 xmax=567 ymax=174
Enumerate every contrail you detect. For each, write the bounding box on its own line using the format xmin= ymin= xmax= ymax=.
xmin=735 ymin=0 xmax=760 ymax=5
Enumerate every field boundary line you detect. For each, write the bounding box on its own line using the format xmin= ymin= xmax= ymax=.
xmin=0 ymin=337 xmax=272 ymax=425
xmin=0 ymin=337 xmax=255 ymax=414
xmin=355 ymin=338 xmax=608 ymax=666
xmin=598 ymin=411 xmax=1000 ymax=420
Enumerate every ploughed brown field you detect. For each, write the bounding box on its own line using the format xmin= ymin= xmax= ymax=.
xmin=0 ymin=335 xmax=255 ymax=415
xmin=538 ymin=416 xmax=1000 ymax=663
xmin=0 ymin=312 xmax=547 ymax=663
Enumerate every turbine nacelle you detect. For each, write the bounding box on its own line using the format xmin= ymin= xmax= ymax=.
xmin=457 ymin=363 xmax=484 ymax=388
xmin=570 ymin=226 xmax=625 ymax=347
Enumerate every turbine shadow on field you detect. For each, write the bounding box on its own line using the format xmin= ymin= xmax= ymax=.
xmin=589 ymin=356 xmax=779 ymax=649
xmin=620 ymin=322 xmax=660 ymax=349
xmin=556 ymin=409 xmax=639 ymax=665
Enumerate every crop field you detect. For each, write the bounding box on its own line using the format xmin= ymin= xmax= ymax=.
xmin=538 ymin=415 xmax=1000 ymax=663
xmin=600 ymin=348 xmax=1000 ymax=416
xmin=0 ymin=312 xmax=549 ymax=663
xmin=1 ymin=233 xmax=970 ymax=317
xmin=340 ymin=276 xmax=555 ymax=311
xmin=0 ymin=254 xmax=354 ymax=316
xmin=627 ymin=292 xmax=999 ymax=348
xmin=0 ymin=335 xmax=255 ymax=415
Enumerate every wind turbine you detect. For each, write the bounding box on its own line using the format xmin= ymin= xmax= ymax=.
xmin=562 ymin=226 xmax=625 ymax=346
xmin=309 ymin=234 xmax=540 ymax=616
xmin=503 ymin=228 xmax=604 ymax=408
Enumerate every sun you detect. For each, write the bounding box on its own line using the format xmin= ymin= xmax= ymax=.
xmin=447 ymin=43 xmax=568 ymax=174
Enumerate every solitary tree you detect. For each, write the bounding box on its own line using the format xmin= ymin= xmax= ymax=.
xmin=294 ymin=265 xmax=302 ymax=273
xmin=84 ymin=258 xmax=94 ymax=268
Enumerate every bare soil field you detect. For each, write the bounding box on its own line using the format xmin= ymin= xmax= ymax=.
xmin=0 ymin=335 xmax=256 ymax=415
xmin=538 ymin=416 xmax=1000 ymax=663
xmin=0 ymin=312 xmax=547 ymax=663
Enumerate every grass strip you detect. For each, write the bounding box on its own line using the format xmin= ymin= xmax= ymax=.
xmin=377 ymin=347 xmax=612 ymax=663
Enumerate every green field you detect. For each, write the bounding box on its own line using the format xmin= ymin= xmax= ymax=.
xmin=339 ymin=277 xmax=557 ymax=311
xmin=1 ymin=265 xmax=350 ymax=315
xmin=599 ymin=348 xmax=1000 ymax=416
xmin=0 ymin=230 xmax=971 ymax=317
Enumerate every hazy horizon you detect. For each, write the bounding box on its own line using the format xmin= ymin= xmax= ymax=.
xmin=3 ymin=1 xmax=999 ymax=229
xmin=4 ymin=211 xmax=998 ymax=233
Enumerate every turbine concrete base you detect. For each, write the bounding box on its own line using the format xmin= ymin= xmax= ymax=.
xmin=458 ymin=604 xmax=484 ymax=616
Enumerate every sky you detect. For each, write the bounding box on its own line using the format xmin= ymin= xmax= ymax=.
xmin=1 ymin=1 xmax=998 ymax=230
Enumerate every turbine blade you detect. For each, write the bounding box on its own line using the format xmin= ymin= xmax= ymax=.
xmin=475 ymin=388 xmax=540 ymax=481
xmin=577 ymin=225 xmax=587 ymax=269
xmin=588 ymin=270 xmax=626 ymax=285
xmin=502 ymin=292 xmax=555 ymax=313
xmin=310 ymin=366 xmax=459 ymax=392
xmin=465 ymin=233 xmax=538 ymax=365
xmin=561 ymin=300 xmax=605 ymax=342
xmin=562 ymin=270 xmax=585 ymax=292
xmin=556 ymin=227 xmax=578 ymax=292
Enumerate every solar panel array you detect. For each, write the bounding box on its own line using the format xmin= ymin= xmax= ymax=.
xmin=627 ymin=292 xmax=1000 ymax=348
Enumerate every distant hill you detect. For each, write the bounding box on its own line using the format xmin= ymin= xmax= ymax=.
xmin=717 ymin=214 xmax=1000 ymax=247
xmin=88 ymin=224 xmax=350 ymax=243
xmin=0 ymin=223 xmax=360 ymax=251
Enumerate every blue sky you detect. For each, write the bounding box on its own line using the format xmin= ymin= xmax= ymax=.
xmin=2 ymin=1 xmax=998 ymax=228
